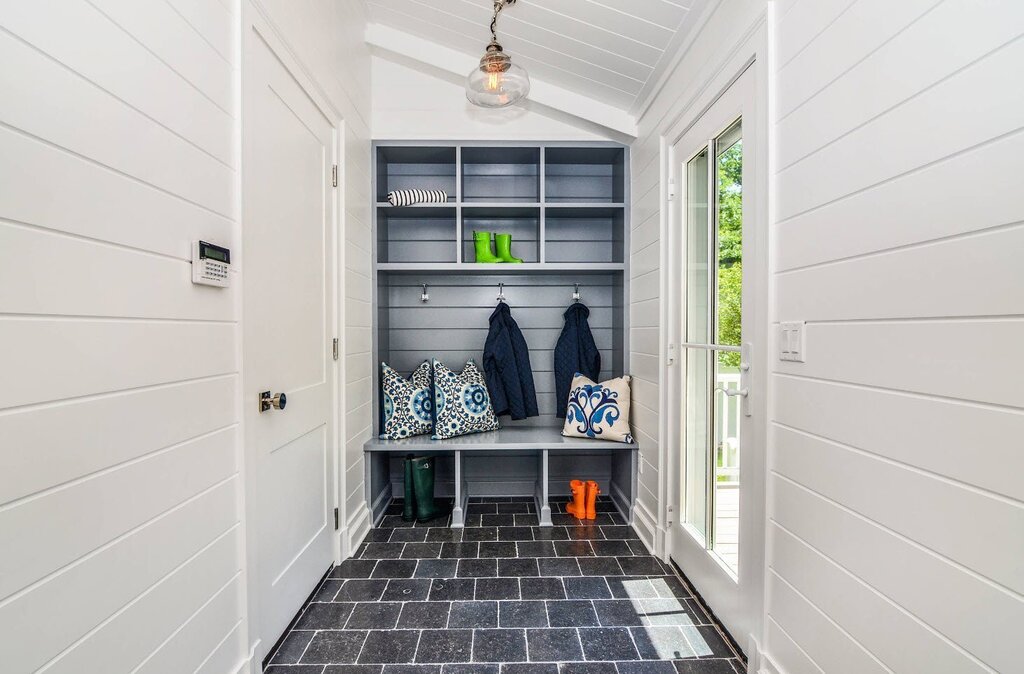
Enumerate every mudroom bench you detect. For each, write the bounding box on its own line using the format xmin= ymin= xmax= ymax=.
xmin=364 ymin=427 xmax=638 ymax=528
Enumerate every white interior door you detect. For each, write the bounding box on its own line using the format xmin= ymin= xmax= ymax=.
xmin=243 ymin=29 xmax=337 ymax=654
xmin=666 ymin=65 xmax=765 ymax=647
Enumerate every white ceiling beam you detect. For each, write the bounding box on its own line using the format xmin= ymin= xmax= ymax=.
xmin=365 ymin=23 xmax=637 ymax=138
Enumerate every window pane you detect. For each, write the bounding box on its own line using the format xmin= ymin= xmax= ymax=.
xmin=685 ymin=148 xmax=710 ymax=344
xmin=683 ymin=347 xmax=710 ymax=542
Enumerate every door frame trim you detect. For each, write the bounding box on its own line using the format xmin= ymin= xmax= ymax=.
xmin=240 ymin=0 xmax=344 ymax=665
xmin=657 ymin=16 xmax=770 ymax=654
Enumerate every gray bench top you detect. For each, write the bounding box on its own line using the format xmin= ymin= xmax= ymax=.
xmin=364 ymin=426 xmax=638 ymax=452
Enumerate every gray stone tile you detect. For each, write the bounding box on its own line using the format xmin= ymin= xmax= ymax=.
xmin=554 ymin=541 xmax=594 ymax=557
xmin=313 ymin=579 xmax=344 ymax=602
xmin=415 ymin=629 xmax=473 ymax=664
xmin=537 ymin=557 xmax=581 ymax=576
xmin=300 ymin=630 xmax=368 ymax=664
xmin=458 ymin=558 xmax=498 ymax=578
xmin=463 ymin=527 xmax=498 ymax=542
xmin=270 ymin=630 xmax=315 ymax=664
xmin=483 ymin=514 xmax=517 ymax=527
xmin=476 ymin=577 xmax=521 ymax=600
xmin=516 ymin=541 xmax=556 ymax=558
xmin=383 ymin=579 xmax=432 ymax=601
xmin=359 ymin=630 xmax=420 ymax=664
xmin=363 ymin=543 xmax=407 ymax=559
xmin=563 ymin=577 xmax=611 ymax=600
xmin=336 ymin=579 xmax=388 ymax=602
xmin=429 ymin=578 xmax=476 ymax=601
xmin=372 ymin=560 xmax=417 ymax=579
xmin=479 ymin=542 xmax=519 ymax=558
xmin=498 ymin=527 xmax=535 ymax=541
xmin=390 ymin=528 xmax=429 ymax=543
xmin=546 ymin=600 xmax=599 ymax=628
xmin=616 ymin=661 xmax=678 ymax=674
xmin=673 ymin=659 xmax=740 ymax=673
xmin=323 ymin=665 xmax=384 ymax=673
xmin=332 ymin=559 xmax=377 ymax=578
xmin=525 ymin=628 xmax=582 ymax=662
xmin=617 ymin=556 xmax=664 ymax=576
xmin=559 ymin=663 xmax=616 ymax=674
xmin=403 ymin=543 xmax=442 ymax=559
xmin=346 ymin=602 xmax=402 ymax=629
xmin=426 ymin=528 xmax=463 ymax=543
xmin=473 ymin=629 xmax=527 ymax=663
xmin=449 ymin=600 xmax=498 ymax=628
xmin=519 ymin=577 xmax=566 ymax=600
xmin=502 ymin=665 xmax=557 ymax=674
xmin=398 ymin=601 xmax=451 ymax=628
xmin=415 ymin=559 xmax=459 ymax=578
xmin=443 ymin=665 xmax=498 ymax=674
xmin=531 ymin=527 xmax=569 ymax=541
xmin=577 ymin=627 xmax=639 ymax=661
xmin=499 ymin=600 xmax=548 ymax=628
xmin=577 ymin=557 xmax=623 ymax=577
xmin=590 ymin=541 xmax=632 ymax=557
xmin=593 ymin=599 xmax=644 ymax=627
xmin=296 ymin=602 xmax=356 ymax=629
xmin=630 ymin=626 xmax=695 ymax=660
xmin=440 ymin=542 xmax=481 ymax=558
xmin=499 ymin=558 xmax=540 ymax=577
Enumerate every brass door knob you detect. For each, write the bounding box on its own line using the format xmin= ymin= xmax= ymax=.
xmin=259 ymin=391 xmax=287 ymax=413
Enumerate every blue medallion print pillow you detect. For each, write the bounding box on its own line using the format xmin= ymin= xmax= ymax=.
xmin=562 ymin=373 xmax=634 ymax=443
xmin=431 ymin=359 xmax=500 ymax=440
xmin=379 ymin=361 xmax=434 ymax=439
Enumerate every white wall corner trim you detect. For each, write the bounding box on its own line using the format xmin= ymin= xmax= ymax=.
xmin=364 ymin=23 xmax=637 ymax=138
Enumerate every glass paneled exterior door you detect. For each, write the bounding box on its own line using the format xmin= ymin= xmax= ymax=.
xmin=681 ymin=119 xmax=744 ymax=576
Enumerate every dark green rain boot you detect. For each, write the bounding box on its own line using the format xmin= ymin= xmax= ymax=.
xmin=410 ymin=456 xmax=449 ymax=522
xmin=402 ymin=454 xmax=416 ymax=521
xmin=473 ymin=231 xmax=504 ymax=263
xmin=494 ymin=233 xmax=523 ymax=263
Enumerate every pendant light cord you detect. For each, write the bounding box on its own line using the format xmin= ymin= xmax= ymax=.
xmin=490 ymin=0 xmax=517 ymax=44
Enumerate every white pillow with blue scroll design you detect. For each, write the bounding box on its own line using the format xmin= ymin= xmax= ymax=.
xmin=562 ymin=373 xmax=634 ymax=443
xmin=379 ymin=361 xmax=434 ymax=439
xmin=431 ymin=359 xmax=500 ymax=440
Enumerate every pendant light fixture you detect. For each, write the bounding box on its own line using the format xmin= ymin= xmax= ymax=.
xmin=466 ymin=0 xmax=530 ymax=108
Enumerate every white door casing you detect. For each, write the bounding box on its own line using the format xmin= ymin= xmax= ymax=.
xmin=664 ymin=61 xmax=767 ymax=647
xmin=242 ymin=22 xmax=338 ymax=658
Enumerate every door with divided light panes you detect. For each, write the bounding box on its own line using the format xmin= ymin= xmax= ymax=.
xmin=666 ymin=64 xmax=765 ymax=646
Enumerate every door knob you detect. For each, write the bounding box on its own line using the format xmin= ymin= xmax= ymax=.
xmin=259 ymin=391 xmax=287 ymax=413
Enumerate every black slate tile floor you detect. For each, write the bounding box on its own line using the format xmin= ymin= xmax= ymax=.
xmin=267 ymin=497 xmax=745 ymax=674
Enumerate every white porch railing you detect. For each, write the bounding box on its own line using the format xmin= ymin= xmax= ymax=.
xmin=715 ymin=372 xmax=741 ymax=485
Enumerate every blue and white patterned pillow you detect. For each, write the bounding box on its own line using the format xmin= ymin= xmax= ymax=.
xmin=562 ymin=373 xmax=634 ymax=443
xmin=431 ymin=359 xmax=500 ymax=440
xmin=379 ymin=361 xmax=434 ymax=439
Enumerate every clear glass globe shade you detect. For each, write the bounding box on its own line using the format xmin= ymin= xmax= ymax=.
xmin=466 ymin=61 xmax=530 ymax=108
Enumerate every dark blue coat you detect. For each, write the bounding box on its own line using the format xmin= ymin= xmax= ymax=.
xmin=554 ymin=302 xmax=601 ymax=418
xmin=483 ymin=301 xmax=539 ymax=420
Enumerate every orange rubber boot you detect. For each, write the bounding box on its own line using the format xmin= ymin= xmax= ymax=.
xmin=565 ymin=479 xmax=586 ymax=518
xmin=585 ymin=480 xmax=600 ymax=520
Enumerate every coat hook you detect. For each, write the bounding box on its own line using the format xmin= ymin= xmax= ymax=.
xmin=420 ymin=283 xmax=429 ymax=303
xmin=497 ymin=282 xmax=506 ymax=302
xmin=572 ymin=283 xmax=581 ymax=303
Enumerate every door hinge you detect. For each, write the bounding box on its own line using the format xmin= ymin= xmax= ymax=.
xmin=332 ymin=337 xmax=339 ymax=361
xmin=331 ymin=164 xmax=338 ymax=187
xmin=333 ymin=507 xmax=339 ymax=530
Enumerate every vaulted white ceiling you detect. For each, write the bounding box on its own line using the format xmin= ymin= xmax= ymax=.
xmin=365 ymin=0 xmax=708 ymax=134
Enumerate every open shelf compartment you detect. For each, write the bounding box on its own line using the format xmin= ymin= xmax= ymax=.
xmin=462 ymin=206 xmax=540 ymax=263
xmin=462 ymin=146 xmax=540 ymax=202
xmin=545 ymin=146 xmax=625 ymax=203
xmin=545 ymin=206 xmax=625 ymax=263
xmin=376 ymin=146 xmax=456 ymax=203
xmin=377 ymin=206 xmax=457 ymax=263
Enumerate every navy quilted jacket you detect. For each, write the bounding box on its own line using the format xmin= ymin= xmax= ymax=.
xmin=554 ymin=302 xmax=601 ymax=418
xmin=483 ymin=301 xmax=539 ymax=420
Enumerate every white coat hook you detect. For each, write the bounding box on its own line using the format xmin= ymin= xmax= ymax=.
xmin=572 ymin=283 xmax=581 ymax=303
xmin=497 ymin=282 xmax=506 ymax=302
xmin=420 ymin=283 xmax=429 ymax=303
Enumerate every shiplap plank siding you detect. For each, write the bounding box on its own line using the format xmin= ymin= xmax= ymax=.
xmin=0 ymin=0 xmax=246 ymax=670
xmin=768 ymin=2 xmax=1024 ymax=673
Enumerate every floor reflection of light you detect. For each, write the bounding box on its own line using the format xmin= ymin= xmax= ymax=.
xmin=619 ymin=577 xmax=713 ymax=659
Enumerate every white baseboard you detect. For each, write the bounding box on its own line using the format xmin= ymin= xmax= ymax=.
xmin=346 ymin=501 xmax=372 ymax=555
xmin=632 ymin=500 xmax=658 ymax=553
xmin=236 ymin=640 xmax=260 ymax=674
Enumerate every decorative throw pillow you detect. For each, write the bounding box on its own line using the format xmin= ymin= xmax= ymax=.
xmin=379 ymin=361 xmax=434 ymax=439
xmin=431 ymin=359 xmax=500 ymax=440
xmin=562 ymin=373 xmax=634 ymax=443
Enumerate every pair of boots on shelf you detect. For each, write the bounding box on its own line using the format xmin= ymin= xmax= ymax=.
xmin=474 ymin=231 xmax=523 ymax=263
xmin=566 ymin=479 xmax=601 ymax=520
xmin=402 ymin=455 xmax=449 ymax=523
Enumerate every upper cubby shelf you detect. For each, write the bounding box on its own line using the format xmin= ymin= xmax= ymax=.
xmin=462 ymin=146 xmax=540 ymax=203
xmin=376 ymin=146 xmax=456 ymax=203
xmin=545 ymin=146 xmax=625 ymax=203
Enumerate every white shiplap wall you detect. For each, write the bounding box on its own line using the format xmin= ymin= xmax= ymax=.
xmin=766 ymin=1 xmax=1024 ymax=673
xmin=628 ymin=0 xmax=768 ymax=553
xmin=0 ymin=1 xmax=246 ymax=672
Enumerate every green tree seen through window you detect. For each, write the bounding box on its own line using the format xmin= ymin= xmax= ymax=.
xmin=717 ymin=140 xmax=742 ymax=368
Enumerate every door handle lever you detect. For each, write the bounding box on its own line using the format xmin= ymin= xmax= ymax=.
xmin=716 ymin=387 xmax=748 ymax=398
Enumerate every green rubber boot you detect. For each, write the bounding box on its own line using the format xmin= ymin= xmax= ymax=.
xmin=494 ymin=233 xmax=523 ymax=263
xmin=473 ymin=231 xmax=504 ymax=263
xmin=402 ymin=454 xmax=416 ymax=521
xmin=410 ymin=456 xmax=449 ymax=522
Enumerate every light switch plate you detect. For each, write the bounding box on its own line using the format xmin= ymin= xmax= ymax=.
xmin=780 ymin=321 xmax=805 ymax=362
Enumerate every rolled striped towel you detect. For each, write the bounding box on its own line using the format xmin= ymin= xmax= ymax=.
xmin=387 ymin=189 xmax=448 ymax=206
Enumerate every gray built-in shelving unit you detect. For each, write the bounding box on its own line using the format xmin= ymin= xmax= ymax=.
xmin=366 ymin=141 xmax=636 ymax=528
